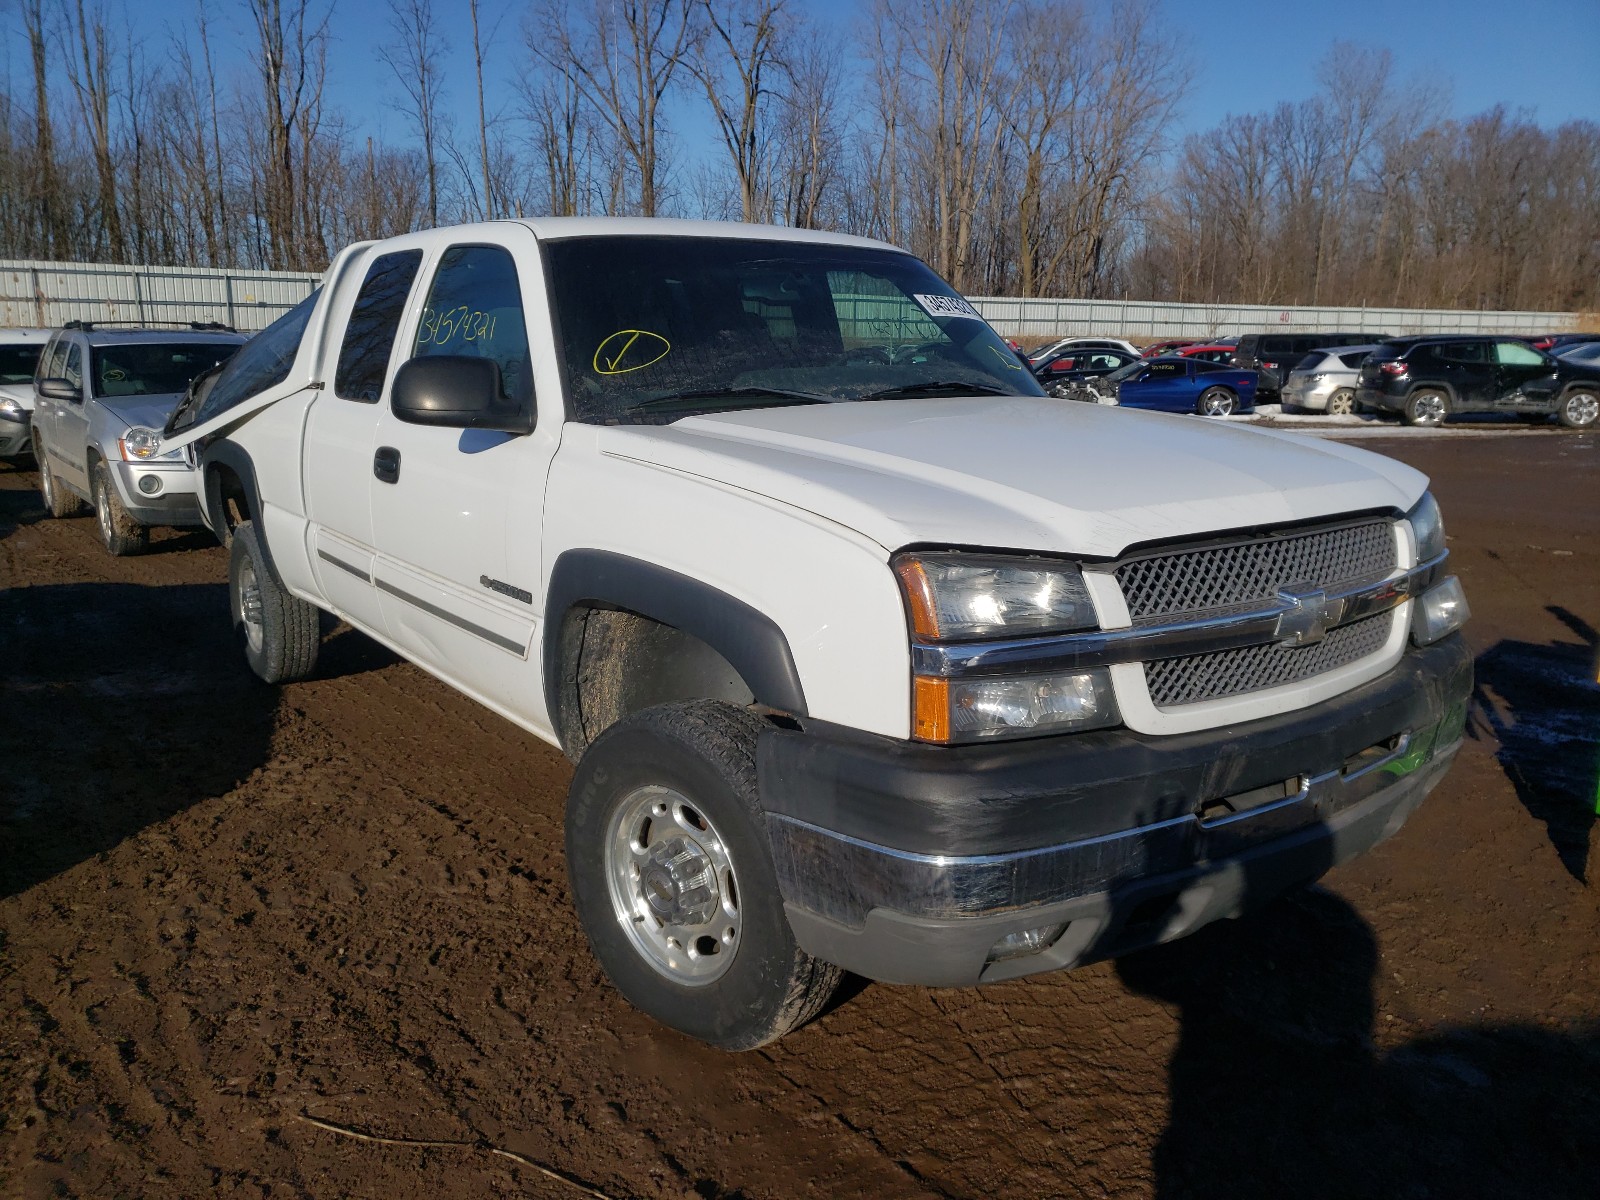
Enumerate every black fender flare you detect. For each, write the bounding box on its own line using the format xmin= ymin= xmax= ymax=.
xmin=199 ymin=439 xmax=270 ymax=560
xmin=542 ymin=549 xmax=808 ymax=735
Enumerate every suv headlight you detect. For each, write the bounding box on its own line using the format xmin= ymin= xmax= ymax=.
xmin=892 ymin=552 xmax=1098 ymax=640
xmin=1406 ymin=492 xmax=1445 ymax=561
xmin=894 ymin=552 xmax=1118 ymax=742
xmin=120 ymin=426 xmax=164 ymax=460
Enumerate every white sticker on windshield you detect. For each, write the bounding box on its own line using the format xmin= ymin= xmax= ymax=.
xmin=912 ymin=293 xmax=982 ymax=320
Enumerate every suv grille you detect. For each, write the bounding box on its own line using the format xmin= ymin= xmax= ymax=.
xmin=1115 ymin=519 xmax=1396 ymax=623
xmin=1144 ymin=612 xmax=1394 ymax=708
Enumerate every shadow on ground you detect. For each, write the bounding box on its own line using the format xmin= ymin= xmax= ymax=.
xmin=1119 ymin=887 xmax=1600 ymax=1200
xmin=1471 ymin=607 xmax=1600 ymax=883
xmin=0 ymin=581 xmax=280 ymax=898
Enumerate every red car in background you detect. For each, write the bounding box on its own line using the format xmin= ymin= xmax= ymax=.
xmin=1177 ymin=343 xmax=1238 ymax=364
xmin=1141 ymin=338 xmax=1203 ymax=357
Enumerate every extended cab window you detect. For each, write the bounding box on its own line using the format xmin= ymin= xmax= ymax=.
xmin=173 ymin=288 xmax=320 ymax=433
xmin=336 ymin=250 xmax=423 ymax=402
xmin=410 ymin=244 xmax=532 ymax=411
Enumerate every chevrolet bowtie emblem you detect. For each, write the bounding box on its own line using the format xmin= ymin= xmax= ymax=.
xmin=1274 ymin=586 xmax=1332 ymax=645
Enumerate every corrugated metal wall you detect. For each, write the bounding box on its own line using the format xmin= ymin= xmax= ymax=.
xmin=969 ymin=296 xmax=1576 ymax=341
xmin=0 ymin=258 xmax=1578 ymax=340
xmin=0 ymin=259 xmax=320 ymax=332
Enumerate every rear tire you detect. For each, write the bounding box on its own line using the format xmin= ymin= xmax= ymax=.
xmin=229 ymin=520 xmax=319 ymax=683
xmin=565 ymin=700 xmax=841 ymax=1050
xmin=92 ymin=461 xmax=149 ymax=556
xmin=1197 ymin=387 xmax=1238 ymax=417
xmin=1557 ymin=388 xmax=1599 ymax=429
xmin=1404 ymin=389 xmax=1450 ymax=427
xmin=1327 ymin=388 xmax=1356 ymax=415
xmin=36 ymin=435 xmax=86 ymax=518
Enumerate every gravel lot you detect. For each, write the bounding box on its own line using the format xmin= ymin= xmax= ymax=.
xmin=2 ymin=427 xmax=1597 ymax=1199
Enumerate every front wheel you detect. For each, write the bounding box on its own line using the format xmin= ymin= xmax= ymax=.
xmin=92 ymin=461 xmax=149 ymax=556
xmin=1558 ymin=388 xmax=1599 ymax=429
xmin=1327 ymin=388 xmax=1356 ymax=415
xmin=1404 ymin=389 xmax=1450 ymax=427
xmin=565 ymin=700 xmax=841 ymax=1050
xmin=1197 ymin=387 xmax=1238 ymax=417
xmin=229 ymin=520 xmax=320 ymax=683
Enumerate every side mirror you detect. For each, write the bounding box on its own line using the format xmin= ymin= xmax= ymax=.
xmin=391 ymin=356 xmax=534 ymax=435
xmin=38 ymin=377 xmax=80 ymax=402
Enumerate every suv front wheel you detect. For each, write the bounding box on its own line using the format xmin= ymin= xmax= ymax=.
xmin=1404 ymin=389 xmax=1451 ymax=427
xmin=1558 ymin=387 xmax=1599 ymax=429
xmin=92 ymin=461 xmax=149 ymax=556
xmin=565 ymin=699 xmax=841 ymax=1050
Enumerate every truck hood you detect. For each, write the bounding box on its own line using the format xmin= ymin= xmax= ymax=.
xmin=597 ymin=397 xmax=1426 ymax=558
xmin=97 ymin=393 xmax=183 ymax=430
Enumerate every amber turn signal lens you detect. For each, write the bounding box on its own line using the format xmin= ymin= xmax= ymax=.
xmin=894 ymin=557 xmax=941 ymax=638
xmin=912 ymin=675 xmax=950 ymax=742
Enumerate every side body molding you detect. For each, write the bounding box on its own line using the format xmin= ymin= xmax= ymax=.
xmin=543 ymin=549 xmax=809 ymax=725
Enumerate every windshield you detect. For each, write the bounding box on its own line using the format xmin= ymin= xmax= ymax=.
xmin=544 ymin=236 xmax=1043 ymax=423
xmin=91 ymin=341 xmax=238 ymax=399
xmin=0 ymin=342 xmax=42 ymax=384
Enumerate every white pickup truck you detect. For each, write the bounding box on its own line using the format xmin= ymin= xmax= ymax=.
xmin=162 ymin=219 xmax=1472 ymax=1049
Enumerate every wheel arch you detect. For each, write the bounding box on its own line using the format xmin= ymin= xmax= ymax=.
xmin=543 ymin=549 xmax=808 ymax=760
xmin=200 ymin=439 xmax=262 ymax=548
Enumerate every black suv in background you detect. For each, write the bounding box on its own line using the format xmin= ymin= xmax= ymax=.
xmin=1356 ymin=335 xmax=1600 ymax=428
xmin=1232 ymin=332 xmax=1379 ymax=398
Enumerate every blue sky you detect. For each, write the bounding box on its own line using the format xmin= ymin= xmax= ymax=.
xmin=27 ymin=0 xmax=1596 ymax=174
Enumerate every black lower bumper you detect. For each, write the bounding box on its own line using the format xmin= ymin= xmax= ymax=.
xmin=759 ymin=636 xmax=1472 ymax=986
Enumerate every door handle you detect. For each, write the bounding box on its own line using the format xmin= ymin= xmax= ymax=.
xmin=374 ymin=445 xmax=400 ymax=484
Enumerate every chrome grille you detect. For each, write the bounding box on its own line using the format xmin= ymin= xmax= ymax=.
xmin=1116 ymin=519 xmax=1396 ymax=623
xmin=1145 ymin=611 xmax=1394 ymax=708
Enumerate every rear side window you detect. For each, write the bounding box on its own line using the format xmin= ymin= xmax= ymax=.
xmin=1294 ymin=353 xmax=1324 ymax=371
xmin=1260 ymin=336 xmax=1295 ymax=356
xmin=336 ymin=250 xmax=424 ymax=402
xmin=1435 ymin=341 xmax=1487 ymax=365
xmin=1371 ymin=342 xmax=1408 ymax=361
xmin=176 ymin=289 xmax=320 ymax=432
xmin=1338 ymin=350 xmax=1370 ymax=368
xmin=410 ymin=244 xmax=532 ymax=411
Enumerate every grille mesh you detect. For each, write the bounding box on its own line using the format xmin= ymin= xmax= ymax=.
xmin=1116 ymin=520 xmax=1396 ymax=623
xmin=1145 ymin=611 xmax=1394 ymax=708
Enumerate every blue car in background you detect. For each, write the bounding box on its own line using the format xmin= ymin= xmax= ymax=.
xmin=1101 ymin=356 xmax=1259 ymax=416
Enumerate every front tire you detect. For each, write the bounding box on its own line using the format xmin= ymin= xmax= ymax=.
xmin=36 ymin=435 xmax=86 ymax=518
xmin=92 ymin=461 xmax=149 ymax=556
xmin=1558 ymin=388 xmax=1599 ymax=429
xmin=1197 ymin=387 xmax=1238 ymax=417
xmin=1404 ymin=389 xmax=1450 ymax=427
xmin=565 ymin=700 xmax=841 ymax=1050
xmin=229 ymin=520 xmax=319 ymax=683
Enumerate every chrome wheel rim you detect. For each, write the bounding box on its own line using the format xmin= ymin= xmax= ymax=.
xmin=1329 ymin=390 xmax=1355 ymax=415
xmin=1201 ymin=390 xmax=1235 ymax=417
xmin=1565 ymin=392 xmax=1599 ymax=426
xmin=606 ymin=785 xmax=740 ymax=985
xmin=237 ymin=557 xmax=265 ymax=654
xmin=1412 ymin=394 xmax=1446 ymax=425
xmin=95 ymin=479 xmax=113 ymax=542
xmin=39 ymin=457 xmax=54 ymax=508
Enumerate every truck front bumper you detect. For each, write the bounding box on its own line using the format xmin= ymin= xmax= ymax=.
xmin=760 ymin=635 xmax=1471 ymax=986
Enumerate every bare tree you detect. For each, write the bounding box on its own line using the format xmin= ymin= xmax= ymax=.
xmin=380 ymin=0 xmax=447 ymax=227
xmin=65 ymin=0 xmax=126 ymax=259
xmin=692 ymin=0 xmax=785 ymax=222
xmin=771 ymin=23 xmax=844 ymax=229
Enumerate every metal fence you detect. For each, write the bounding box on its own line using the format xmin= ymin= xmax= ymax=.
xmin=0 ymin=259 xmax=319 ymax=332
xmin=0 ymin=257 xmax=1578 ymax=342
xmin=969 ymin=296 xmax=1577 ymax=342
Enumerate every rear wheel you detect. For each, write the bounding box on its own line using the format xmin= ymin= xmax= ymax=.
xmin=1404 ymin=389 xmax=1450 ymax=427
xmin=92 ymin=461 xmax=149 ymax=556
xmin=566 ymin=700 xmax=841 ymax=1050
xmin=1558 ymin=388 xmax=1599 ymax=429
xmin=36 ymin=435 xmax=85 ymax=518
xmin=229 ymin=520 xmax=319 ymax=683
xmin=1327 ymin=388 xmax=1356 ymax=415
xmin=1197 ymin=387 xmax=1238 ymax=417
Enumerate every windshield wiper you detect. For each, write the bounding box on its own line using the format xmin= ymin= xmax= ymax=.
xmin=855 ymin=380 xmax=1016 ymax=401
xmin=624 ymin=385 xmax=830 ymax=414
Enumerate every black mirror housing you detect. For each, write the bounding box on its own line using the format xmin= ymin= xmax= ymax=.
xmin=391 ymin=356 xmax=534 ymax=435
xmin=38 ymin=377 xmax=80 ymax=402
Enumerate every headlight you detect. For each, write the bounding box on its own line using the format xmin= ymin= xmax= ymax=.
xmin=914 ymin=668 xmax=1119 ymax=742
xmin=120 ymin=426 xmax=163 ymax=460
xmin=1412 ymin=576 xmax=1469 ymax=645
xmin=0 ymin=397 xmax=26 ymax=420
xmin=893 ymin=552 xmax=1098 ymax=640
xmin=1406 ymin=492 xmax=1445 ymax=561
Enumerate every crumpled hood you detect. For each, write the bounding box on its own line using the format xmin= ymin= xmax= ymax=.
xmin=97 ymin=393 xmax=183 ymax=430
xmin=597 ymin=397 xmax=1426 ymax=558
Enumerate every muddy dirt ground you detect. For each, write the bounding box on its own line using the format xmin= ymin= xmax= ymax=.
xmin=3 ymin=430 xmax=1598 ymax=1199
